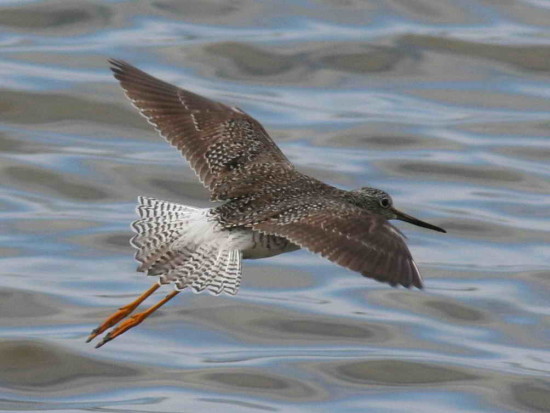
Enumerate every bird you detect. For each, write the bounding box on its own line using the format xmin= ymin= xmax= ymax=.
xmin=87 ymin=59 xmax=446 ymax=348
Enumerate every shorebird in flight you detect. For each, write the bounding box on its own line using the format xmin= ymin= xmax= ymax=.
xmin=87 ymin=60 xmax=446 ymax=348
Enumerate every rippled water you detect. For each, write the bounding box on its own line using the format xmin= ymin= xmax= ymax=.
xmin=1 ymin=1 xmax=549 ymax=412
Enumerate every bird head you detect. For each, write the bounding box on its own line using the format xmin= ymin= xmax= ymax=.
xmin=349 ymin=187 xmax=446 ymax=233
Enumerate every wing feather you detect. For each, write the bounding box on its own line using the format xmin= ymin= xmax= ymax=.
xmin=109 ymin=59 xmax=294 ymax=200
xmin=252 ymin=200 xmax=423 ymax=289
xmin=110 ymin=60 xmax=424 ymax=289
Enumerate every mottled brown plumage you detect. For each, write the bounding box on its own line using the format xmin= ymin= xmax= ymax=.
xmin=110 ymin=59 xmax=293 ymax=201
xmin=109 ymin=58 xmax=445 ymax=290
xmin=87 ymin=60 xmax=445 ymax=347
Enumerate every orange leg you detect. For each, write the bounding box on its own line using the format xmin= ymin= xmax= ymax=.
xmin=95 ymin=289 xmax=181 ymax=348
xmin=86 ymin=283 xmax=160 ymax=343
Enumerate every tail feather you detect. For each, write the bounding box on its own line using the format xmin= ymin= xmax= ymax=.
xmin=131 ymin=196 xmax=202 ymax=271
xmin=189 ymin=248 xmax=226 ymax=293
xmin=190 ymin=249 xmax=242 ymax=295
xmin=131 ymin=196 xmax=242 ymax=295
xmin=209 ymin=250 xmax=242 ymax=295
xmin=136 ymin=196 xmax=200 ymax=218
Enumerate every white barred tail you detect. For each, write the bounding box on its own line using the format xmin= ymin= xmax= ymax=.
xmin=130 ymin=196 xmax=242 ymax=295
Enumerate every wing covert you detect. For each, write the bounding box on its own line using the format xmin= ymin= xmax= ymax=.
xmin=252 ymin=200 xmax=423 ymax=289
xmin=109 ymin=59 xmax=294 ymax=200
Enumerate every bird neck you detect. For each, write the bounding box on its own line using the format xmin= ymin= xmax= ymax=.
xmin=342 ymin=190 xmax=369 ymax=208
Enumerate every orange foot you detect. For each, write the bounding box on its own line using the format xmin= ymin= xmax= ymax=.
xmin=94 ymin=290 xmax=180 ymax=348
xmin=86 ymin=283 xmax=160 ymax=343
xmin=95 ymin=312 xmax=147 ymax=348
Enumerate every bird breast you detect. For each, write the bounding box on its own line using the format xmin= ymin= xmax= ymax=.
xmin=228 ymin=228 xmax=300 ymax=259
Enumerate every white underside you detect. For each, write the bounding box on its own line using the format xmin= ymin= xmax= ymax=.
xmin=171 ymin=210 xmax=257 ymax=256
xmin=131 ymin=196 xmax=293 ymax=296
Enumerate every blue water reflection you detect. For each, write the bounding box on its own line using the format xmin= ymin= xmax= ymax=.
xmin=1 ymin=0 xmax=549 ymax=411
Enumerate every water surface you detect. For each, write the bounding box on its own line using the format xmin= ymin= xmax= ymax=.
xmin=1 ymin=0 xmax=549 ymax=412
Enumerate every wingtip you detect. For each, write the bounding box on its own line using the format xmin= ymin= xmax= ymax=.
xmin=107 ymin=57 xmax=125 ymax=68
xmin=107 ymin=58 xmax=132 ymax=78
xmin=396 ymin=278 xmax=423 ymax=290
xmin=411 ymin=260 xmax=424 ymax=290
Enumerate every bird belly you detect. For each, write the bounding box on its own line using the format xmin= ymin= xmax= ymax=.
xmin=164 ymin=210 xmax=297 ymax=260
xmin=228 ymin=229 xmax=299 ymax=259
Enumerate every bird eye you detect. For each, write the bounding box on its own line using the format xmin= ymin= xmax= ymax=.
xmin=379 ymin=197 xmax=391 ymax=208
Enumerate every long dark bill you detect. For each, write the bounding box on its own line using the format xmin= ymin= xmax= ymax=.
xmin=393 ymin=208 xmax=446 ymax=233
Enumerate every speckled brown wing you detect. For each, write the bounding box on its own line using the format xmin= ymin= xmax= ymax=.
xmin=109 ymin=59 xmax=294 ymax=200
xmin=252 ymin=199 xmax=423 ymax=289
